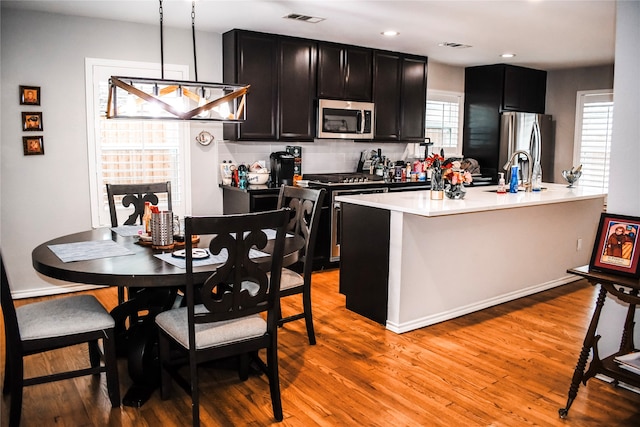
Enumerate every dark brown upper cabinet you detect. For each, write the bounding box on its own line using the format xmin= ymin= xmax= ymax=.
xmin=465 ymin=64 xmax=547 ymax=115
xmin=223 ymin=31 xmax=278 ymax=140
xmin=317 ymin=43 xmax=372 ymax=101
xmin=223 ymin=30 xmax=428 ymax=143
xmin=372 ymin=51 xmax=428 ymax=142
xmin=399 ymin=55 xmax=428 ymax=141
xmin=372 ymin=52 xmax=401 ymax=140
xmin=223 ymin=30 xmax=317 ymax=141
xmin=278 ymin=38 xmax=317 ymax=140
xmin=502 ymin=65 xmax=547 ymax=113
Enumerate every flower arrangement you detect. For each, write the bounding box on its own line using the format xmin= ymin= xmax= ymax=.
xmin=425 ymin=151 xmax=474 ymax=199
xmin=443 ymin=163 xmax=473 ymax=185
xmin=442 ymin=160 xmax=473 ymax=199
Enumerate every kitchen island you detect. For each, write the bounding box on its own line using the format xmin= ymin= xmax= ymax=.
xmin=336 ymin=184 xmax=606 ymax=333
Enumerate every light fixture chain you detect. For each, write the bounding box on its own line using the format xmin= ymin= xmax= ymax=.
xmin=159 ymin=0 xmax=164 ymax=79
xmin=192 ymin=1 xmax=198 ymax=82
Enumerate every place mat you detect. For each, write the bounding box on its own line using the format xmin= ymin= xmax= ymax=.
xmin=111 ymin=225 xmax=144 ymax=237
xmin=155 ymin=248 xmax=269 ymax=269
xmin=48 ymin=240 xmax=134 ymax=263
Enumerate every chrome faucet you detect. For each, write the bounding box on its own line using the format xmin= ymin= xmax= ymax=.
xmin=503 ymin=150 xmax=533 ymax=192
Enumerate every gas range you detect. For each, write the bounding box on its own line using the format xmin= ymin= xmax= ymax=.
xmin=303 ymin=173 xmax=385 ymax=186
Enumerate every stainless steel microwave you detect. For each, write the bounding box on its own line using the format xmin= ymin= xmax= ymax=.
xmin=317 ymin=99 xmax=375 ymax=140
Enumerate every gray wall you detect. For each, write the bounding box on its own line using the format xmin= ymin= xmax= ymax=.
xmin=1 ymin=9 xmax=223 ymax=296
xmin=546 ymin=65 xmax=615 ymax=182
xmin=427 ymin=60 xmax=465 ymax=93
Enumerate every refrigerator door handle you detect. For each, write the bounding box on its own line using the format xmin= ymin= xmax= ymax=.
xmin=508 ymin=113 xmax=516 ymax=156
xmin=530 ymin=119 xmax=542 ymax=164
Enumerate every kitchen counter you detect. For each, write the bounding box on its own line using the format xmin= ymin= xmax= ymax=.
xmin=221 ymin=178 xmax=431 ymax=193
xmin=337 ymin=184 xmax=607 ymax=333
xmin=219 ymin=183 xmax=282 ymax=193
xmin=335 ymin=183 xmax=606 ymax=216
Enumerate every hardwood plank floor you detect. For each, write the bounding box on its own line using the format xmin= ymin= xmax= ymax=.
xmin=2 ymin=269 xmax=639 ymax=426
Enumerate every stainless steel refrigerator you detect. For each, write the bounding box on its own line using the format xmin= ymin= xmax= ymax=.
xmin=499 ymin=112 xmax=554 ymax=183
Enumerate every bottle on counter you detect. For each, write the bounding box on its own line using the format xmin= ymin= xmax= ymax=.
xmin=238 ymin=164 xmax=248 ymax=189
xmin=509 ymin=165 xmax=519 ymax=193
xmin=497 ymin=172 xmax=506 ymax=194
xmin=143 ymin=201 xmax=152 ymax=234
xmin=532 ymin=163 xmax=542 ymax=191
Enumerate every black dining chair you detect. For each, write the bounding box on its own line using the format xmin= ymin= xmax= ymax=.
xmin=155 ymin=209 xmax=289 ymax=426
xmin=106 ymin=181 xmax=173 ymax=308
xmin=1 ymin=253 xmax=120 ymax=427
xmin=274 ymin=186 xmax=326 ymax=345
xmin=106 ymin=181 xmax=172 ymax=228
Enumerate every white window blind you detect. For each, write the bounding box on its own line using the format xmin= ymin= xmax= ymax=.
xmin=574 ymin=90 xmax=614 ymax=192
xmin=425 ymin=90 xmax=463 ymax=155
xmin=85 ymin=59 xmax=191 ymax=227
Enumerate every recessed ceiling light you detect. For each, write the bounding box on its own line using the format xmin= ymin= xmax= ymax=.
xmin=501 ymin=53 xmax=516 ymax=58
xmin=382 ymin=30 xmax=399 ymax=37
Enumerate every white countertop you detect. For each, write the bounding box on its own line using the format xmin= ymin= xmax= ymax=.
xmin=335 ymin=183 xmax=606 ymax=217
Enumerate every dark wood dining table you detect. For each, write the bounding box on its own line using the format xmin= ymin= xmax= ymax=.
xmin=32 ymin=226 xmax=303 ymax=407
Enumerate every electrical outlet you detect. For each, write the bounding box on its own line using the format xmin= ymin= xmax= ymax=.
xmin=577 ymin=238 xmax=583 ymax=251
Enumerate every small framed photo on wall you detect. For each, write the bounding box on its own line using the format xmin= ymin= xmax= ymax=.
xmin=20 ymin=85 xmax=41 ymax=105
xmin=589 ymin=212 xmax=640 ymax=278
xmin=23 ymin=136 xmax=45 ymax=156
xmin=22 ymin=112 xmax=43 ymax=131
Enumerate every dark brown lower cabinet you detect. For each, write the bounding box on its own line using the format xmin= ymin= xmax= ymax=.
xmin=221 ymin=186 xmax=280 ymax=215
xmin=339 ymin=202 xmax=390 ymax=325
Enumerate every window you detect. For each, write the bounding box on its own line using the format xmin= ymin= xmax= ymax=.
xmin=574 ymin=90 xmax=614 ymax=192
xmin=425 ymin=90 xmax=463 ymax=155
xmin=85 ymin=59 xmax=191 ymax=227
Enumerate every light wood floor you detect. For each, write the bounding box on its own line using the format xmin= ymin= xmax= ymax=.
xmin=2 ymin=269 xmax=639 ymax=426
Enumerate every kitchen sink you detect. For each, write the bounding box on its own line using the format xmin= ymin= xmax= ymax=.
xmin=484 ymin=187 xmax=547 ymax=193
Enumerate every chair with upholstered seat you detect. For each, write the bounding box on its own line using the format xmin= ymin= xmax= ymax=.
xmin=155 ymin=209 xmax=289 ymax=426
xmin=106 ymin=181 xmax=172 ymax=305
xmin=1 ymin=253 xmax=120 ymax=427
xmin=275 ymin=186 xmax=325 ymax=345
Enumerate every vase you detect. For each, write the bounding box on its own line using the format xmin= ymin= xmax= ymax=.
xmin=430 ymin=170 xmax=444 ymax=200
xmin=445 ymin=182 xmax=466 ymax=200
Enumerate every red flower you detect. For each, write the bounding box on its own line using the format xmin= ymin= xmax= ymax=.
xmin=425 ymin=153 xmax=445 ymax=169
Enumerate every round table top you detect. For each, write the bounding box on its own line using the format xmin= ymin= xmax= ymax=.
xmin=32 ymin=227 xmax=302 ymax=288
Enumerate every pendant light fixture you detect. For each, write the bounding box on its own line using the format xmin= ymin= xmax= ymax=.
xmin=106 ymin=0 xmax=249 ymax=121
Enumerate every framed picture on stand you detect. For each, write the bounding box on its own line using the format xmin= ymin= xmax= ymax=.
xmin=589 ymin=212 xmax=640 ymax=278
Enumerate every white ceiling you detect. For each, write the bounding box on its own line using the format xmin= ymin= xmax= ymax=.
xmin=1 ymin=0 xmax=617 ymax=70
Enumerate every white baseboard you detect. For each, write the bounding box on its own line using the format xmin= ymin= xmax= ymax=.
xmin=385 ymin=275 xmax=580 ymax=334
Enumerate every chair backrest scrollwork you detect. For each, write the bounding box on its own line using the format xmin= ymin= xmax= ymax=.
xmin=106 ymin=181 xmax=172 ymax=227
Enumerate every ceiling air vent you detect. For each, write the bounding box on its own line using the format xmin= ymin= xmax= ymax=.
xmin=438 ymin=42 xmax=472 ymax=49
xmin=284 ymin=13 xmax=325 ymax=24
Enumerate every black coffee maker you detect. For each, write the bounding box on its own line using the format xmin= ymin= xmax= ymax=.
xmin=270 ymin=152 xmax=295 ymax=186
